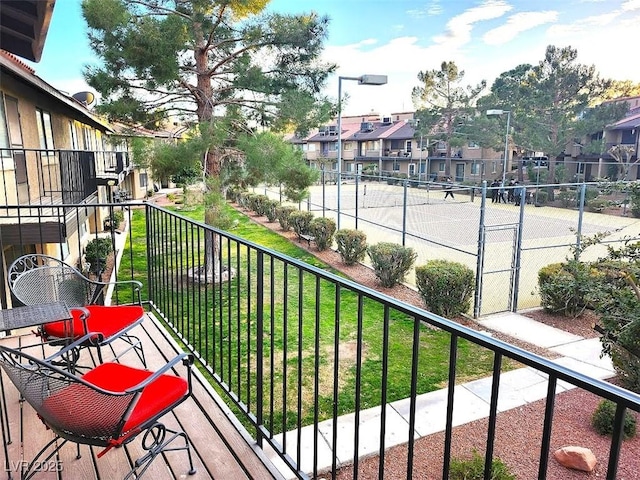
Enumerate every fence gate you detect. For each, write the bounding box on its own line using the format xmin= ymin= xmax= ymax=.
xmin=474 ymin=222 xmax=521 ymax=317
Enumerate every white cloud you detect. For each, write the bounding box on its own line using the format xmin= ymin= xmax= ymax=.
xmin=621 ymin=0 xmax=640 ymax=11
xmin=483 ymin=11 xmax=558 ymax=45
xmin=407 ymin=0 xmax=443 ymax=18
xmin=433 ymin=0 xmax=513 ymax=48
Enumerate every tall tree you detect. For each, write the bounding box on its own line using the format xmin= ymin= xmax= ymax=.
xmin=412 ymin=61 xmax=486 ymax=177
xmin=82 ymin=0 xmax=335 ymax=170
xmin=478 ymin=46 xmax=626 ymax=190
xmin=82 ymin=0 xmax=334 ymax=281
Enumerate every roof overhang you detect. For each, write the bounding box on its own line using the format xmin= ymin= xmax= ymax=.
xmin=0 ymin=53 xmax=112 ymax=132
xmin=0 ymin=0 xmax=55 ymax=62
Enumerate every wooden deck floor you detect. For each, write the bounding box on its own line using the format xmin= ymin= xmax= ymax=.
xmin=0 ymin=313 xmax=282 ymax=480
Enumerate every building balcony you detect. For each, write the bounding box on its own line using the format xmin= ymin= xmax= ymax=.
xmin=0 ymin=202 xmax=638 ymax=479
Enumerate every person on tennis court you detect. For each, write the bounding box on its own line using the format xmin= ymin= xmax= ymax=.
xmin=444 ymin=178 xmax=455 ymax=199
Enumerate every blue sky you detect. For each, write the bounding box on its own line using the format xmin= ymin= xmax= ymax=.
xmin=30 ymin=0 xmax=640 ymax=116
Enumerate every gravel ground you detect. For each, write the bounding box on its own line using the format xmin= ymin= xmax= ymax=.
xmin=224 ymin=204 xmax=640 ymax=479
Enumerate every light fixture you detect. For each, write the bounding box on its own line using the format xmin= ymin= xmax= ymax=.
xmin=337 ymin=74 xmax=388 ymax=229
xmin=486 ymin=109 xmax=511 ymax=186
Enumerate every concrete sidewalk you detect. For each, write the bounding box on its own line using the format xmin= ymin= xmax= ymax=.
xmin=268 ymin=312 xmax=615 ymax=477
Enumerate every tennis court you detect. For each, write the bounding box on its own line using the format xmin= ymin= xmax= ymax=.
xmin=261 ymin=180 xmax=640 ymax=315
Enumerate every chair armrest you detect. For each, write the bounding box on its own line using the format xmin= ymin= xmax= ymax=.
xmin=87 ymin=279 xmax=143 ymax=305
xmin=124 ymin=353 xmax=194 ymax=393
xmin=43 ymin=332 xmax=106 ymax=362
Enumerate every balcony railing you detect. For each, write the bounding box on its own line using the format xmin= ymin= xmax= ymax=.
xmin=0 ymin=148 xmax=99 ymax=205
xmin=0 ymin=147 xmax=133 ymax=207
xmin=1 ymin=202 xmax=639 ymax=479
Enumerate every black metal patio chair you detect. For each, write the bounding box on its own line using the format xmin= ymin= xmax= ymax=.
xmin=0 ymin=335 xmax=196 ymax=480
xmin=7 ymin=253 xmax=146 ymax=367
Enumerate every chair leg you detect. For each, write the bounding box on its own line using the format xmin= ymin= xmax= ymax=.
xmin=123 ymin=422 xmax=196 ymax=479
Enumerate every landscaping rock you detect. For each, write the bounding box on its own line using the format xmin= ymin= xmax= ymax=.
xmin=553 ymin=446 xmax=597 ymax=472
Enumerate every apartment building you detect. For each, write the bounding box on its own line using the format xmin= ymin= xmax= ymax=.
xmin=0 ymin=49 xmax=140 ymax=304
xmin=300 ymin=112 xmax=505 ymax=183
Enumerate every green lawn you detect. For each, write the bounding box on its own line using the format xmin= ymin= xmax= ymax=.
xmin=121 ymin=203 xmax=512 ymax=432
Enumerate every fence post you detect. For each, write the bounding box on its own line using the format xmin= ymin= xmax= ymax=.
xmin=576 ymin=183 xmax=586 ymax=256
xmin=473 ymin=181 xmax=488 ymax=318
xmin=355 ymin=174 xmax=359 ymax=230
xmin=511 ymin=185 xmax=527 ymax=311
xmin=322 ymin=169 xmax=326 ymax=218
xmin=402 ymin=179 xmax=408 ymax=246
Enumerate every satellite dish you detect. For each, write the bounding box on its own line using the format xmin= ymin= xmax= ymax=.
xmin=72 ymin=91 xmax=96 ymax=108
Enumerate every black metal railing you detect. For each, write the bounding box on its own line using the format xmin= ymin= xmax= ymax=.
xmin=0 ymin=147 xmax=125 ymax=205
xmin=142 ymin=204 xmax=640 ymax=480
xmin=0 ymin=202 xmax=638 ymax=479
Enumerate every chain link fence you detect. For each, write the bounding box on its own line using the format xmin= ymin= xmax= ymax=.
xmin=256 ymin=174 xmax=639 ymax=317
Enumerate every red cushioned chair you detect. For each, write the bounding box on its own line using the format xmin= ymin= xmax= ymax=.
xmin=0 ymin=335 xmax=196 ymax=480
xmin=7 ymin=253 xmax=146 ymax=367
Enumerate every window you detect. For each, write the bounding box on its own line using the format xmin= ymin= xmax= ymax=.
xmin=438 ymin=162 xmax=445 ymax=172
xmin=468 ymin=141 xmax=479 ymax=148
xmin=69 ymin=121 xmax=79 ymax=149
xmin=0 ymin=96 xmax=10 ymax=157
xmin=140 ymin=172 xmax=148 ymax=188
xmin=393 ymin=161 xmax=400 ymax=171
xmin=82 ymin=125 xmax=95 ymax=150
xmin=329 ymin=141 xmax=338 ymax=151
xmin=491 ymin=161 xmax=497 ymax=174
xmin=471 ymin=162 xmax=481 ymax=175
xmin=36 ymin=108 xmax=55 ymax=151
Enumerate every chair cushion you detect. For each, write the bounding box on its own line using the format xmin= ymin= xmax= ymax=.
xmin=40 ymin=362 xmax=187 ymax=443
xmin=42 ymin=305 xmax=144 ymax=341
xmin=81 ymin=362 xmax=188 ymax=433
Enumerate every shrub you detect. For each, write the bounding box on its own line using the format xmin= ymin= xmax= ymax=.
xmin=289 ymin=211 xmax=314 ymax=238
xmin=537 ymin=261 xmax=590 ymax=316
xmin=557 ymin=190 xmax=576 ymax=208
xmin=105 ymin=210 xmax=125 ymax=230
xmin=591 ymin=399 xmax=637 ymax=439
xmin=367 ymin=242 xmax=417 ymax=288
xmin=85 ymin=237 xmax=113 ymax=275
xmin=587 ymin=197 xmax=610 ymax=213
xmin=245 ymin=193 xmax=263 ymax=214
xmin=238 ymin=192 xmax=254 ymax=211
xmin=415 ymin=260 xmax=474 ymax=317
xmin=584 ymin=186 xmax=600 ymax=202
xmin=449 ymin=450 xmax=515 ymax=480
xmin=535 ymin=189 xmax=548 ymax=205
xmin=310 ymin=217 xmax=336 ymax=251
xmin=264 ymin=199 xmax=279 ymax=222
xmin=627 ymin=182 xmax=640 ymax=217
xmin=112 ymin=210 xmax=125 ymax=228
xmin=335 ymin=229 xmax=367 ymax=265
xmin=275 ymin=205 xmax=297 ymax=231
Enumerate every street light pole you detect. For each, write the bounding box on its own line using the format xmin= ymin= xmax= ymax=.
xmin=336 ymin=74 xmax=387 ymax=230
xmin=486 ymin=109 xmax=511 ymax=186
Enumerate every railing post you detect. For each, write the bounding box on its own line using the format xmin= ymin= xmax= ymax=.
xmin=256 ymin=251 xmax=264 ymax=448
